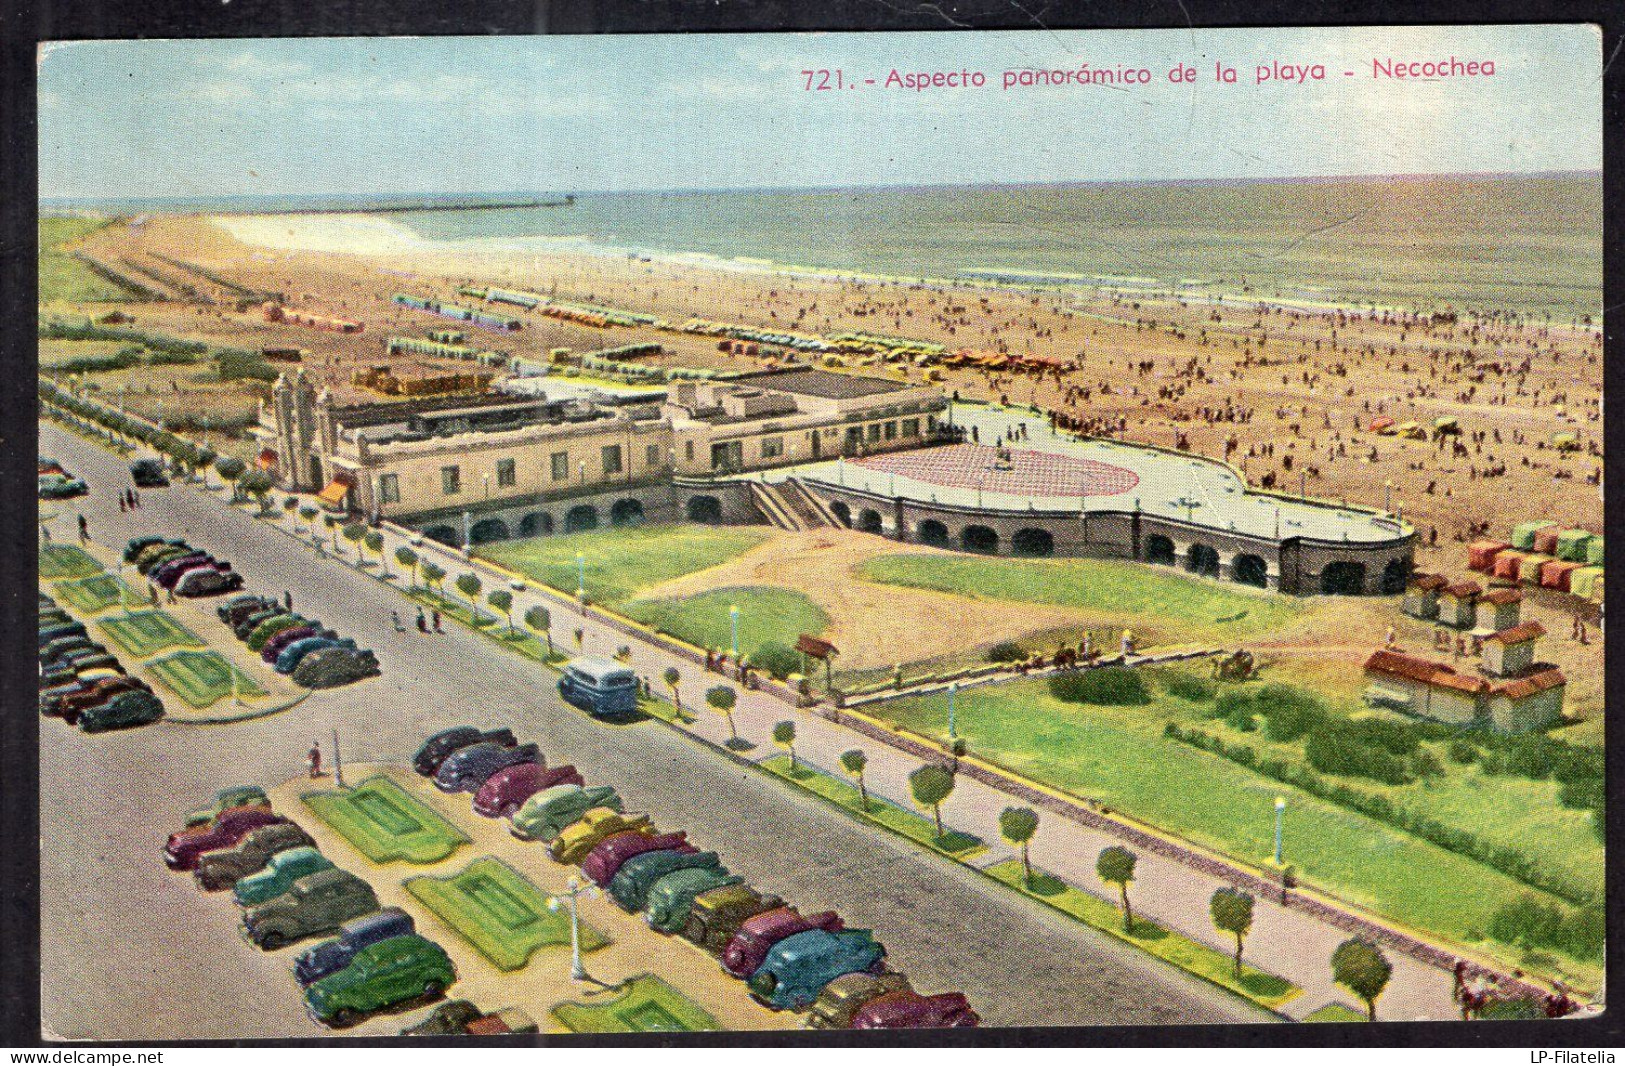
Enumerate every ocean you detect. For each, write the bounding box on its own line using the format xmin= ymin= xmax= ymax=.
xmin=389 ymin=175 xmax=1603 ymax=319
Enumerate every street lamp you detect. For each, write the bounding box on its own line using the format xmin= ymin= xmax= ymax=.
xmin=1273 ymin=795 xmax=1286 ymax=865
xmin=947 ymin=681 xmax=959 ymax=739
xmin=576 ymin=551 xmax=586 ymax=599
xmin=546 ymin=877 xmax=599 ymax=981
xmin=729 ymin=604 xmax=740 ymax=659
xmin=483 ymin=474 xmax=490 ymax=500
xmin=1384 ymin=480 xmax=1393 ymax=512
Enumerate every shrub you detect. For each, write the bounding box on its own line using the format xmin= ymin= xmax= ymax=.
xmin=1447 ymin=739 xmax=1479 ymax=764
xmin=1160 ymin=670 xmax=1215 ymax=702
xmin=987 ymin=641 xmax=1026 ymax=664
xmin=1049 ymin=667 xmax=1149 ymax=706
xmin=1258 ymin=687 xmax=1328 ymax=742
xmin=216 ymin=348 xmax=279 ymax=382
xmin=751 ymin=641 xmax=800 ymax=681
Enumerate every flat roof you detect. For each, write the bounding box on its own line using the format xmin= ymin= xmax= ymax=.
xmin=732 ymin=367 xmax=911 ymax=400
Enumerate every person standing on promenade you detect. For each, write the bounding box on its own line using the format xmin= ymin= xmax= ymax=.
xmin=307 ymin=741 xmax=323 ymax=779
xmin=77 ymin=514 xmax=89 ymax=544
xmin=432 ymin=608 xmax=443 ymax=633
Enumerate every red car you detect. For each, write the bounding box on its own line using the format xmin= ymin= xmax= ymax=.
xmin=472 ymin=762 xmax=583 ymax=819
xmin=851 ymin=991 xmax=980 ymax=1029
xmin=44 ymin=676 xmax=153 ymax=725
xmin=721 ymin=907 xmax=845 ymax=978
xmin=165 ymin=807 xmax=284 ymax=869
xmin=581 ymin=830 xmax=692 ymax=887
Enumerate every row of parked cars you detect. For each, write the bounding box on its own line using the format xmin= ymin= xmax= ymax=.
xmin=412 ymin=725 xmax=980 ymax=1029
xmin=163 ymin=785 xmax=523 ymax=1031
xmin=38 ymin=590 xmax=165 ymax=732
xmin=124 ymin=534 xmax=245 ymax=598
xmin=216 ymin=592 xmax=380 ymax=689
xmin=39 ymin=457 xmax=88 ymax=499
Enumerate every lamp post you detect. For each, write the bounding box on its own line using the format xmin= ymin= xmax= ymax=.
xmin=1273 ymin=795 xmax=1286 ymax=865
xmin=729 ymin=604 xmax=740 ymax=659
xmin=332 ymin=728 xmax=345 ymax=790
xmin=576 ymin=551 xmax=586 ymax=599
xmin=546 ymin=877 xmax=598 ymax=981
xmin=947 ymin=681 xmax=959 ymax=739
xmin=1384 ymin=480 xmax=1393 ymax=512
xmin=483 ymin=473 xmax=490 ymax=500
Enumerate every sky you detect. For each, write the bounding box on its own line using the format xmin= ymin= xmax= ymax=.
xmin=38 ymin=25 xmax=1603 ymax=200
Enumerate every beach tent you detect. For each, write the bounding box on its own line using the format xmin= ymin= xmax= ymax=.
xmin=1511 ymin=521 xmax=1557 ymax=551
xmin=1433 ymin=416 xmax=1459 ymax=433
xmin=1368 ymin=416 xmax=1396 ymax=434
xmin=1493 ymin=551 xmax=1528 ymax=581
xmin=1540 ymin=560 xmax=1582 ymax=593
xmin=1569 ymin=567 xmax=1603 ymax=599
xmin=1467 ymin=540 xmax=1511 ymax=573
xmin=1552 ymin=432 xmax=1580 ymax=451
xmin=1556 ymin=529 xmax=1593 ymax=563
xmin=1533 ymin=528 xmax=1561 ymax=556
xmin=1395 ymin=422 xmax=1426 ymax=440
xmin=1519 ymin=554 xmax=1556 ymax=585
xmin=1586 ymin=536 xmax=1605 ymax=566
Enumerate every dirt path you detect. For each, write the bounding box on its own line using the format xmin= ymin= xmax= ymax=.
xmin=634 ymin=529 xmax=1093 ymax=672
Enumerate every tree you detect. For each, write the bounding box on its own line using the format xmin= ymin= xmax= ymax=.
xmin=772 ymin=721 xmax=797 ymax=770
xmin=1331 ymin=938 xmax=1392 ymax=1021
xmin=752 ymin=641 xmax=800 ymax=681
xmin=1000 ymin=807 xmax=1040 ymax=886
xmin=455 ymin=572 xmax=483 ymax=620
xmin=909 ymin=763 xmax=955 ymax=839
xmin=195 ymin=447 xmax=218 ymax=486
xmin=705 ymin=684 xmax=738 ymax=744
xmin=524 ymin=604 xmax=552 ymax=654
xmin=1096 ymin=846 xmax=1138 ymax=933
xmin=840 ymin=749 xmax=870 ymax=811
xmin=341 ymin=521 xmax=366 ymax=557
xmin=364 ymin=530 xmax=387 ymax=574
xmin=663 ymin=666 xmax=682 ymax=713
xmin=215 ymin=455 xmax=246 ymax=493
xmin=240 ymin=469 xmax=274 ymax=512
xmin=283 ymin=496 xmax=299 ymax=525
xmin=395 ymin=546 xmax=419 ymax=589
xmin=322 ymin=513 xmax=341 ymax=548
xmin=1210 ymin=888 xmax=1256 ymax=977
xmin=488 ymin=589 xmax=514 ymax=633
xmin=421 ymin=560 xmax=446 ymax=597
xmin=299 ymin=505 xmax=318 ymax=532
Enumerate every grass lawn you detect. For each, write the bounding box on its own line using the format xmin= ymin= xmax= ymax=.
xmin=1303 ymin=1002 xmax=1367 ymax=1023
xmin=405 ymin=857 xmax=606 ymax=971
xmin=55 ymin=573 xmax=139 ymax=614
xmin=98 ymin=610 xmax=205 ymax=658
xmin=857 ymin=553 xmax=1306 ymax=644
xmin=302 ymin=775 xmax=469 ymax=865
xmin=551 ymin=974 xmax=719 ymax=1033
xmin=476 ymin=523 xmax=769 ymax=607
xmin=873 ymin=679 xmax=1586 ymax=974
xmin=981 ymin=860 xmax=1302 ymax=1012
xmin=39 ymin=544 xmax=103 ymax=580
xmin=39 ymin=217 xmax=129 ymax=303
xmin=624 ymin=587 xmax=830 ymax=657
xmin=758 ymin=755 xmax=986 ymax=860
xmin=146 ymin=650 xmax=265 ymax=708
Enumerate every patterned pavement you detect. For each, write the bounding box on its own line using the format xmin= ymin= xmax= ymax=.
xmin=854 ymin=444 xmax=1139 ymax=499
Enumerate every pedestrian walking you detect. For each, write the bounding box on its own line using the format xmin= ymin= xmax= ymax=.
xmin=118 ymin=494 xmax=127 ymax=513
xmin=284 ymin=590 xmax=294 ymax=612
xmin=307 ymin=741 xmax=323 ymax=779
xmin=391 ymin=609 xmax=405 ymax=632
xmin=77 ymin=514 xmax=89 ymax=545
xmin=432 ymin=608 xmax=443 ymax=633
xmin=416 ymin=608 xmax=428 ymax=633
xmin=133 ymin=490 xmax=141 ymax=509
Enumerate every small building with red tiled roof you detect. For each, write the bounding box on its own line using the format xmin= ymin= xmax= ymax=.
xmin=1483 ymin=620 xmax=1546 ymax=678
xmin=1362 ymin=649 xmax=1485 ymax=725
xmin=1473 ymin=587 xmax=1523 ymax=635
xmin=1438 ymin=580 xmax=1482 ymax=629
xmin=1487 ymin=668 xmax=1566 ymax=733
xmin=1402 ymin=572 xmax=1449 ymax=621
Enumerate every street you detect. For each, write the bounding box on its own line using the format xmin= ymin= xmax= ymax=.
xmin=39 ymin=421 xmax=1271 ymax=1039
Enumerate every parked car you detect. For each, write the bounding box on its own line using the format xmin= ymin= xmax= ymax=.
xmin=412 ymin=726 xmax=517 ymax=777
xmin=399 ymin=1000 xmax=482 ymax=1037
xmin=294 ymin=906 xmax=417 ymax=987
xmin=175 ymin=566 xmax=243 ymax=597
xmin=38 ymin=622 xmax=87 ymax=647
xmin=40 ymin=635 xmax=99 ymax=665
xmin=292 ymin=646 xmax=380 ymax=688
xmin=42 ymin=661 xmax=124 ymax=690
xmin=124 ymin=534 xmax=173 ymax=562
xmin=304 ymin=934 xmax=455 ymax=1027
xmin=79 ymin=688 xmax=165 ymax=733
xmin=581 ymin=830 xmax=689 ymax=887
xmin=807 ymin=971 xmax=915 ymax=1030
xmin=645 ymin=868 xmax=743 ymax=933
xmin=247 ymin=613 xmax=307 ymax=651
xmin=463 ymin=1008 xmax=538 ymax=1035
xmin=473 ymin=762 xmax=577 ymax=819
xmin=218 ymin=594 xmax=278 ymax=627
xmin=510 ymin=785 xmax=621 ymax=843
xmin=261 ymin=625 xmax=324 ymax=664
xmin=130 ymin=459 xmax=170 ymax=487
xmin=133 ymin=540 xmax=188 ymax=569
xmin=42 ymin=676 xmax=151 ymax=724
xmin=722 ymin=907 xmax=846 ymax=979
xmin=275 ymin=635 xmax=354 ymax=674
xmin=138 ymin=546 xmax=195 ymax=575
xmin=184 ymin=785 xmax=270 ymax=829
xmin=241 ymin=867 xmax=380 ymax=950
xmin=434 ymin=742 xmax=542 ymax=794
xmin=747 ymin=929 xmax=886 ymax=1011
xmin=166 ymin=806 xmax=284 ymax=870
xmin=39 ymin=473 xmax=88 ymax=498
xmin=38 ymin=609 xmax=73 ymax=628
xmin=548 ymin=808 xmax=650 ymax=865
xmin=194 ymin=822 xmax=314 ymax=891
xmin=607 ymin=850 xmax=725 ymax=913
xmin=850 ymin=990 xmax=979 ymax=1029
xmin=557 ymin=656 xmax=641 ymax=718
xmin=682 ymin=884 xmax=784 ymax=954
xmin=151 ymin=553 xmax=211 ymax=588
xmin=236 ymin=608 xmax=289 ymax=641
xmin=233 ymin=846 xmax=334 ymax=906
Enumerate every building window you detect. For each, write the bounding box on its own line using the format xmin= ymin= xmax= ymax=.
xmin=441 ymin=465 xmax=461 ymax=495
xmin=647 ymin=443 xmax=662 ymax=469
xmin=551 ymin=451 xmax=570 ymax=482
xmin=902 ymin=418 xmax=920 ymax=437
xmin=685 ymin=441 xmax=695 ymax=462
xmin=761 ymin=436 xmax=784 ymax=460
xmin=866 ymin=423 xmax=881 ymax=442
xmin=927 ymin=415 xmax=937 ymax=431
xmin=601 ymin=444 xmax=623 ymax=476
xmin=496 ymin=458 xmax=516 ymax=487
xmin=883 ymin=421 xmax=897 ymax=441
xmin=378 ymin=473 xmax=400 ymax=504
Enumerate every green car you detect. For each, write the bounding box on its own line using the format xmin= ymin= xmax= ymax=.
xmin=185 ymin=785 xmax=269 ymax=829
xmin=509 ymin=784 xmax=621 ymax=843
xmin=246 ymin=614 xmax=305 ymax=652
xmin=305 ymin=934 xmax=456 ymax=1028
xmin=233 ymin=846 xmax=333 ymax=906
xmin=608 ymin=850 xmax=725 ymax=913
xmin=645 ymin=868 xmax=742 ymax=933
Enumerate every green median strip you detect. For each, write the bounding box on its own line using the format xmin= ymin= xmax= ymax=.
xmin=55 ymin=573 xmax=140 ymax=614
xmin=302 ymin=775 xmax=469 ymax=865
xmin=98 ymin=610 xmax=205 ymax=658
xmin=1304 ymin=1002 xmax=1367 ymax=1022
xmin=39 ymin=544 xmax=103 ymax=580
xmin=980 ymin=859 xmax=1303 ymax=1013
xmin=405 ymin=857 xmax=606 ymax=972
xmin=147 ymin=650 xmax=265 ymax=708
xmin=758 ymin=755 xmax=987 ymax=861
xmin=552 ymin=974 xmax=718 ymax=1033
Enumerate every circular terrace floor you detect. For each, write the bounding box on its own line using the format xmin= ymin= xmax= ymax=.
xmin=853 ymin=444 xmax=1139 ymax=499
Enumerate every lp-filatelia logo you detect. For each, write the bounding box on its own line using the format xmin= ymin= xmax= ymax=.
xmin=1530 ymin=1054 xmax=1616 ymax=1064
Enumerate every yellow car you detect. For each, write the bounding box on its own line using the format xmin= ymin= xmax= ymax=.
xmin=547 ymin=808 xmax=651 ymax=865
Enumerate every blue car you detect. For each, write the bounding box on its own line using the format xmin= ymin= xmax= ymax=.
xmin=275 ymin=636 xmax=355 ymax=675
xmin=434 ymin=742 xmax=542 ymax=794
xmin=747 ymin=929 xmax=886 ymax=1010
xmin=293 ymin=907 xmax=418 ymax=987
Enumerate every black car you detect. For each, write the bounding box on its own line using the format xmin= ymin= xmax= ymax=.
xmin=130 ymin=459 xmax=170 ymax=488
xmin=219 ymin=594 xmax=280 ymax=627
xmin=411 ymin=727 xmax=517 ymax=777
xmin=434 ymin=742 xmax=541 ymax=794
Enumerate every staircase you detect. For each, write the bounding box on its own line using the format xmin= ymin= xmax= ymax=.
xmin=783 ymin=477 xmax=845 ymax=529
xmin=749 ymin=480 xmax=804 ymax=532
